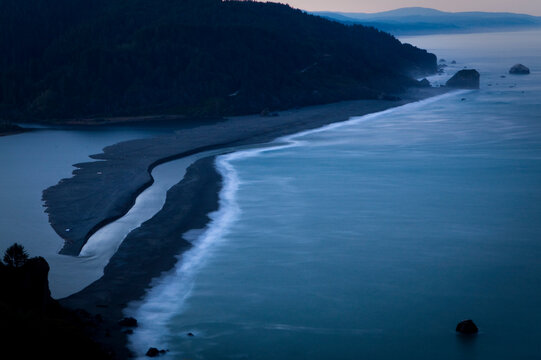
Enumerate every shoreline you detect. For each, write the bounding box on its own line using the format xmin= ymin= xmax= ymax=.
xmin=61 ymin=156 xmax=222 ymax=359
xmin=43 ymin=87 xmax=449 ymax=257
xmin=0 ymin=126 xmax=32 ymax=137
xmin=50 ymin=87 xmax=451 ymax=358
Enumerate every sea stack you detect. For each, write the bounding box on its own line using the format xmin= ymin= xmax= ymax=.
xmin=418 ymin=78 xmax=431 ymax=87
xmin=509 ymin=64 xmax=530 ymax=75
xmin=446 ymin=69 xmax=480 ymax=89
xmin=456 ymin=319 xmax=479 ymax=334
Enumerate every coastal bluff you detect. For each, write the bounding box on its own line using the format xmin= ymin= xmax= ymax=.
xmin=0 ymin=0 xmax=436 ymax=121
xmin=446 ymin=69 xmax=480 ymax=89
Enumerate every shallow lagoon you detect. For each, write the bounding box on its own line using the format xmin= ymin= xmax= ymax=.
xmin=0 ymin=125 xmax=184 ymax=297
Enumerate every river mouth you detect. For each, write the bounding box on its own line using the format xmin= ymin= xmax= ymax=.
xmin=0 ymin=125 xmax=181 ymax=298
xmin=78 ymin=154 xmax=209 ymax=267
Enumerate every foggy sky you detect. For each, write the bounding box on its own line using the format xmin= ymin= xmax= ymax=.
xmin=282 ymin=0 xmax=541 ymax=16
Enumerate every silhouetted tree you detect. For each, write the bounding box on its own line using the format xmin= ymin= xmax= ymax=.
xmin=3 ymin=243 xmax=29 ymax=267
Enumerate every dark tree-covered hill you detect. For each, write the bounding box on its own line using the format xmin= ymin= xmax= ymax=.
xmin=0 ymin=0 xmax=437 ymax=122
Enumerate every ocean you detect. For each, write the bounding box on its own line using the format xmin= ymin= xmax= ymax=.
xmin=128 ymin=29 xmax=541 ymax=359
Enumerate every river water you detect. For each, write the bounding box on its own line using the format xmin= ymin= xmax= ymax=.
xmin=0 ymin=124 xmax=192 ymax=297
xmin=128 ymin=29 xmax=541 ymax=359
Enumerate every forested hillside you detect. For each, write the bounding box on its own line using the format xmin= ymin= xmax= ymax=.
xmin=0 ymin=0 xmax=437 ymax=121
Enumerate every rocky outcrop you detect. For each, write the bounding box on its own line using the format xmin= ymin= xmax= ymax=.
xmin=0 ymin=256 xmax=52 ymax=313
xmin=509 ymin=64 xmax=530 ymax=75
xmin=418 ymin=78 xmax=431 ymax=87
xmin=146 ymin=348 xmax=168 ymax=357
xmin=446 ymin=69 xmax=480 ymax=89
xmin=456 ymin=319 xmax=479 ymax=334
xmin=0 ymin=256 xmax=112 ymax=359
xmin=118 ymin=317 xmax=138 ymax=327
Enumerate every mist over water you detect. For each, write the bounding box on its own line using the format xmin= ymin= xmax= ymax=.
xmin=133 ymin=29 xmax=541 ymax=359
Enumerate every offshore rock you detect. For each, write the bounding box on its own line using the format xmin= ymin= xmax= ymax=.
xmin=456 ymin=319 xmax=479 ymax=334
xmin=118 ymin=317 xmax=138 ymax=327
xmin=509 ymin=64 xmax=530 ymax=75
xmin=446 ymin=69 xmax=480 ymax=89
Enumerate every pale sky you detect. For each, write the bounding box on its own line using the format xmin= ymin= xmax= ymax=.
xmin=281 ymin=0 xmax=541 ymax=16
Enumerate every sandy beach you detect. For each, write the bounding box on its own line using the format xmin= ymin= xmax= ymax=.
xmin=45 ymin=87 xmax=449 ymax=357
xmin=43 ymin=87 xmax=447 ymax=256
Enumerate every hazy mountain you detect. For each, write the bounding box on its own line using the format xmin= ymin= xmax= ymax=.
xmin=314 ymin=7 xmax=541 ymax=35
xmin=0 ymin=0 xmax=436 ymax=122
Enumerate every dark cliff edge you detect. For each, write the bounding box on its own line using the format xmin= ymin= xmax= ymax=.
xmin=0 ymin=257 xmax=112 ymax=359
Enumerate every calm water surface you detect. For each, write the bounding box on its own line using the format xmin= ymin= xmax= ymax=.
xmin=0 ymin=125 xmax=182 ymax=297
xmin=129 ymin=30 xmax=541 ymax=359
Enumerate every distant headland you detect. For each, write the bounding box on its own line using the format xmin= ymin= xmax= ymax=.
xmin=0 ymin=0 xmax=436 ymax=123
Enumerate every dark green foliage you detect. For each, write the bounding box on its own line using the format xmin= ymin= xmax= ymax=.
xmin=0 ymin=0 xmax=437 ymax=121
xmin=3 ymin=243 xmax=29 ymax=267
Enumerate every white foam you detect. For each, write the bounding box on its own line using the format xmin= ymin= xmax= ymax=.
xmin=125 ymin=91 xmax=465 ymax=357
xmin=278 ymin=90 xmax=468 ymax=145
xmin=126 ymin=154 xmax=241 ymax=357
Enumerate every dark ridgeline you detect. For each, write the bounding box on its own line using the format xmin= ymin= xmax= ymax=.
xmin=0 ymin=0 xmax=436 ymax=122
xmin=315 ymin=7 xmax=541 ymax=36
xmin=0 ymin=244 xmax=112 ymax=359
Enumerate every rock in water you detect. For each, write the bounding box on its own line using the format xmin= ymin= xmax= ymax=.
xmin=456 ymin=319 xmax=479 ymax=334
xmin=146 ymin=348 xmax=160 ymax=357
xmin=118 ymin=317 xmax=138 ymax=327
xmin=146 ymin=347 xmax=168 ymax=357
xmin=446 ymin=69 xmax=480 ymax=89
xmin=509 ymin=64 xmax=530 ymax=75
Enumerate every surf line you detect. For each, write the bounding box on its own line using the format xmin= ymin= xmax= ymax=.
xmin=124 ymin=90 xmax=465 ymax=357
